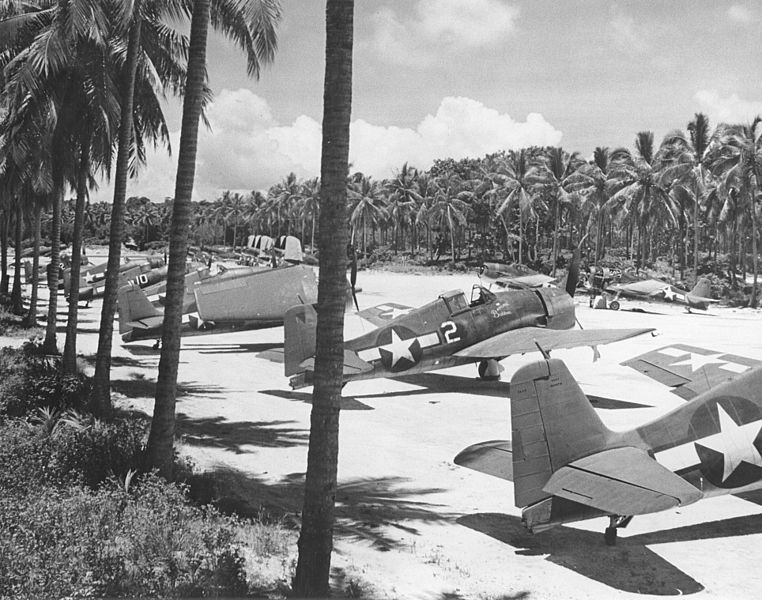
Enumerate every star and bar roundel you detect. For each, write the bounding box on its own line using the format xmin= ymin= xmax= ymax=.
xmin=357 ymin=325 xmax=440 ymax=372
xmin=655 ymin=396 xmax=762 ymax=489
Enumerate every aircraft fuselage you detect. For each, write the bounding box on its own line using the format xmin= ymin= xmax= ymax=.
xmin=345 ymin=285 xmax=575 ymax=382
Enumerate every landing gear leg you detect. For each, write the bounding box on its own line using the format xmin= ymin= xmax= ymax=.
xmin=604 ymin=515 xmax=632 ymax=546
xmin=153 ymin=339 xmax=161 ymax=349
xmin=478 ymin=359 xmax=502 ymax=381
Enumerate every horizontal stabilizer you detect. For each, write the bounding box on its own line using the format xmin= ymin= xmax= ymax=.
xmin=622 ymin=344 xmax=761 ymax=399
xmin=298 ymin=349 xmax=373 ymax=376
xmin=454 ymin=327 xmax=654 ymax=360
xmin=357 ymin=302 xmax=413 ymax=326
xmin=543 ymin=446 xmax=702 ymax=516
xmin=454 ymin=440 xmax=513 ymax=481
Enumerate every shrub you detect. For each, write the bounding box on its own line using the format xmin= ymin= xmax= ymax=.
xmin=0 ymin=341 xmax=90 ymax=417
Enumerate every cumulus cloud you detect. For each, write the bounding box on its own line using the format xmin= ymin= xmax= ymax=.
xmin=93 ymin=91 xmax=562 ymax=202
xmin=727 ymin=4 xmax=759 ymax=24
xmin=694 ymin=90 xmax=762 ymax=124
xmin=370 ymin=0 xmax=519 ymax=67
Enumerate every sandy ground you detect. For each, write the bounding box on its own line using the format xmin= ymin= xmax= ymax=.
xmin=20 ymin=264 xmax=762 ymax=599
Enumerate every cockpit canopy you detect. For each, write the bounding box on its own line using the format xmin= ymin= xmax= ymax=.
xmin=439 ymin=286 xmax=495 ymax=314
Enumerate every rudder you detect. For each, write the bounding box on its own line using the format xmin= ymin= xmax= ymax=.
xmin=284 ymin=304 xmax=317 ymax=376
xmin=511 ymin=358 xmax=612 ymax=509
xmin=117 ymin=283 xmax=162 ymax=334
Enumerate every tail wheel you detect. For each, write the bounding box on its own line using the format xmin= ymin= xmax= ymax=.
xmin=609 ymin=300 xmax=620 ymax=311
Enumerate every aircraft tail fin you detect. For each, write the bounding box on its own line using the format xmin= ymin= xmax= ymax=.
xmin=690 ymin=277 xmax=712 ymax=298
xmin=511 ymin=358 xmax=612 ymax=509
xmin=284 ymin=304 xmax=317 ymax=376
xmin=117 ymin=282 xmax=162 ymax=334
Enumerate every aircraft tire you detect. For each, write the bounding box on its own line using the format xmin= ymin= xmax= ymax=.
xmin=604 ymin=527 xmax=617 ymax=546
xmin=609 ymin=300 xmax=620 ymax=311
xmin=478 ymin=359 xmax=501 ymax=380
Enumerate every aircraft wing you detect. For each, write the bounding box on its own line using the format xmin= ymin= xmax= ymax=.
xmin=622 ymin=344 xmax=761 ymax=399
xmin=453 ymin=327 xmax=654 ymax=360
xmin=453 ymin=440 xmax=513 ymax=481
xmin=126 ymin=315 xmax=165 ymax=331
xmin=543 ymin=446 xmax=702 ymax=515
xmin=298 ymin=349 xmax=374 ymax=376
xmin=357 ymin=302 xmax=413 ymax=326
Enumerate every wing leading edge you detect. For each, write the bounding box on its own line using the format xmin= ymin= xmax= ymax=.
xmin=454 ymin=327 xmax=654 ymax=360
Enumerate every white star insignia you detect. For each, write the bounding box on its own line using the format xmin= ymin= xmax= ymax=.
xmin=378 ymin=329 xmax=415 ymax=367
xmin=84 ymin=271 xmax=95 ymax=283
xmin=695 ymin=405 xmax=762 ymax=483
xmin=379 ymin=306 xmax=411 ymax=320
xmin=670 ymin=352 xmax=727 ymax=372
xmin=661 ymin=287 xmax=684 ymax=302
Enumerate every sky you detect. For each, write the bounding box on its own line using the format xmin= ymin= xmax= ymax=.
xmin=93 ymin=0 xmax=762 ymax=203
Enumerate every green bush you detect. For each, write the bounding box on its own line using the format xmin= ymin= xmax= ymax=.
xmin=0 ymin=475 xmax=256 ymax=599
xmin=0 ymin=341 xmax=90 ymax=417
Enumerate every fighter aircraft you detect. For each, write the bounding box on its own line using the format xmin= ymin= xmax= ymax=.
xmin=63 ymin=256 xmax=166 ymax=303
xmin=478 ymin=262 xmax=556 ymax=290
xmin=601 ymin=277 xmax=719 ymax=312
xmin=455 ymin=350 xmax=762 ymax=545
xmin=118 ymin=263 xmax=318 ymax=343
xmin=282 ymin=274 xmax=654 ymax=389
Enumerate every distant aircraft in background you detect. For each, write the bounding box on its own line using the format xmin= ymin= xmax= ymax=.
xmin=456 ymin=349 xmax=762 ymax=544
xmin=62 ymin=256 xmax=166 ymax=304
xmin=599 ymin=277 xmax=719 ymax=312
xmin=478 ymin=262 xmax=556 ymax=290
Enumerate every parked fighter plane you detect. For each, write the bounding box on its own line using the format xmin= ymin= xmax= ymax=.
xmin=601 ymin=277 xmax=719 ymax=312
xmin=479 ymin=262 xmax=556 ymax=290
xmin=282 ymin=280 xmax=654 ymax=389
xmin=118 ymin=263 xmax=318 ymax=343
xmin=63 ymin=256 xmax=166 ymax=303
xmin=455 ymin=351 xmax=762 ymax=544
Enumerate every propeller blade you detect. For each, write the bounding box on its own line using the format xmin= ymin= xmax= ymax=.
xmin=350 ymin=246 xmax=359 ymax=311
xmin=565 ymin=247 xmax=581 ymax=298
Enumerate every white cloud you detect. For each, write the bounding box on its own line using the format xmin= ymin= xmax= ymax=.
xmin=371 ymin=0 xmax=519 ymax=67
xmin=93 ymin=91 xmax=562 ymax=202
xmin=694 ymin=90 xmax=762 ymax=124
xmin=608 ymin=12 xmax=649 ymax=56
xmin=727 ymin=4 xmax=759 ymax=24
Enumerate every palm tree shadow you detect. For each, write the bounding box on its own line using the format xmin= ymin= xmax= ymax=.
xmin=111 ymin=377 xmax=225 ymax=399
xmin=457 ymin=512 xmax=716 ymax=595
xmin=189 ymin=468 xmax=456 ymax=551
xmin=176 ymin=414 xmax=309 ymax=454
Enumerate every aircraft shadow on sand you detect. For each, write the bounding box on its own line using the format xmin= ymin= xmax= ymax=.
xmin=111 ymin=377 xmax=225 ymax=399
xmin=458 ymin=511 xmax=762 ymax=595
xmin=80 ymin=354 xmax=157 ymax=369
xmin=176 ymin=414 xmax=309 ymax=454
xmin=189 ymin=468 xmax=458 ymax=552
xmin=260 ymin=389 xmax=374 ymax=411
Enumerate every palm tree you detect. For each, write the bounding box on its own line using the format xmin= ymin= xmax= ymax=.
xmin=348 ymin=173 xmax=387 ymax=256
xmin=385 ymin=162 xmax=420 ymax=253
xmin=423 ymin=174 xmax=470 ymax=263
xmin=147 ymin=0 xmax=281 ymax=479
xmin=707 ymin=117 xmax=762 ymax=306
xmin=660 ymin=113 xmax=711 ymax=280
xmin=534 ymin=147 xmax=584 ymax=276
xmin=299 ymin=177 xmax=320 ymax=251
xmin=292 ymin=2 xmax=353 ymax=595
xmin=565 ymin=147 xmax=612 ymax=267
xmin=606 ymin=132 xmax=678 ymax=269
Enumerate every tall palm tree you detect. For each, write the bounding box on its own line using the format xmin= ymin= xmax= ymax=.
xmin=565 ymin=147 xmax=612 ymax=267
xmin=534 ymin=147 xmax=583 ymax=275
xmin=660 ymin=113 xmax=711 ymax=280
xmin=348 ymin=173 xmax=387 ymax=256
xmin=147 ymin=0 xmax=281 ymax=478
xmin=494 ymin=148 xmax=540 ymax=264
xmin=292 ymin=2 xmax=353 ymax=595
xmin=606 ymin=132 xmax=678 ymax=268
xmin=385 ymin=162 xmax=420 ymax=253
xmin=707 ymin=117 xmax=762 ymax=306
xmin=423 ymin=174 xmax=470 ymax=263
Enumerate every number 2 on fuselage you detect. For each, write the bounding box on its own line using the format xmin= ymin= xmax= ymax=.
xmin=440 ymin=320 xmax=461 ymax=344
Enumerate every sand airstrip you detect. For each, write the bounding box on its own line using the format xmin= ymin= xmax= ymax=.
xmin=16 ymin=265 xmax=762 ymax=599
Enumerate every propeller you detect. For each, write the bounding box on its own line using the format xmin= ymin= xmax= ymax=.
xmin=565 ymin=233 xmax=588 ymax=298
xmin=347 ymin=245 xmax=360 ymax=312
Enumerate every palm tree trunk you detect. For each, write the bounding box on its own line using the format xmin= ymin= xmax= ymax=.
xmin=11 ymin=203 xmax=24 ymax=315
xmin=43 ymin=164 xmax=64 ymax=354
xmin=23 ymin=203 xmax=42 ymax=327
xmin=0 ymin=211 xmax=9 ymax=296
xmin=292 ymin=1 xmax=353 ymax=596
xmin=551 ymin=198 xmax=559 ymax=277
xmin=752 ymin=211 xmax=759 ymax=308
xmin=147 ymin=0 xmax=211 ymax=479
xmin=63 ymin=140 xmax=91 ymax=374
xmin=91 ymin=2 xmax=143 ymax=418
